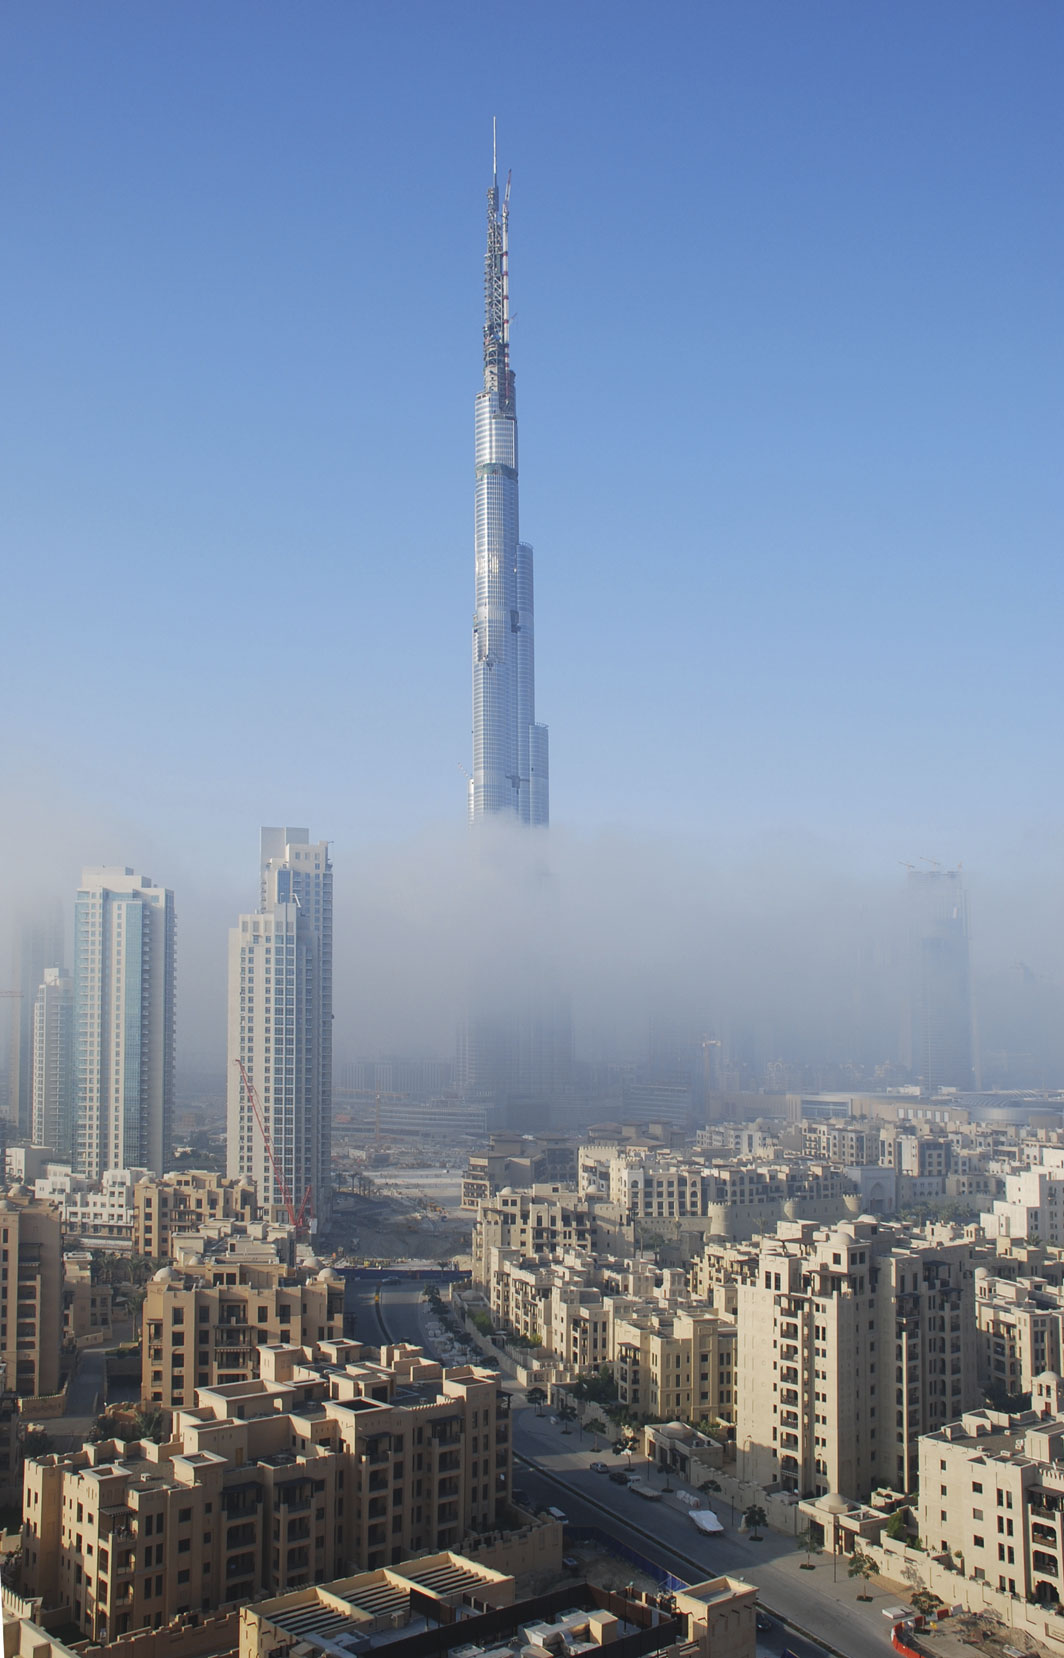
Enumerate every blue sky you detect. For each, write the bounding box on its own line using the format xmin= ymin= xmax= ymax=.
xmin=3 ymin=3 xmax=1062 ymax=1060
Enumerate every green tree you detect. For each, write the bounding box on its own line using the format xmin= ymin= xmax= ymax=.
xmin=744 ymin=1504 xmax=767 ymax=1541
xmin=884 ymin=1509 xmax=909 ymax=1541
xmin=557 ymin=1402 xmax=577 ymax=1434
xmin=796 ymin=1526 xmax=823 ymax=1569
xmin=848 ymin=1548 xmax=880 ymax=1599
xmin=911 ymin=1590 xmax=943 ymax=1619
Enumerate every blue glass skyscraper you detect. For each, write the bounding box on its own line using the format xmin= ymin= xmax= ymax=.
xmin=471 ymin=156 xmax=549 ymax=826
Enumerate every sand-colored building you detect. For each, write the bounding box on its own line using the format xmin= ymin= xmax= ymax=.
xmin=736 ymin=1217 xmax=979 ymax=1500
xmin=132 ymin=1170 xmax=259 ymax=1259
xmin=0 ymin=1187 xmax=62 ymax=1399
xmin=140 ymin=1261 xmax=345 ymax=1409
xmin=918 ymin=1405 xmax=1064 ymax=1604
xmin=22 ymin=1342 xmax=512 ymax=1645
xmin=974 ymin=1269 xmax=1064 ymax=1397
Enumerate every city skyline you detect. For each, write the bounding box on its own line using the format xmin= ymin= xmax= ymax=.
xmin=1 ymin=4 xmax=1061 ymax=1081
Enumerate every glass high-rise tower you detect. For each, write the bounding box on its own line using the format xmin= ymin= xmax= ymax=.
xmin=73 ymin=867 xmax=175 ymax=1178
xmin=470 ymin=155 xmax=549 ymax=826
xmin=227 ymin=828 xmax=332 ymax=1231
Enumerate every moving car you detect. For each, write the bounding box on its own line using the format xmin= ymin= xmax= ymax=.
xmin=589 ymin=1460 xmax=609 ymax=1473
xmin=608 ymin=1469 xmax=630 ymax=1484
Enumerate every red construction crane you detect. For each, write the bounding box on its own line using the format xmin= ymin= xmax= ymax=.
xmin=234 ymin=1059 xmax=313 ymax=1234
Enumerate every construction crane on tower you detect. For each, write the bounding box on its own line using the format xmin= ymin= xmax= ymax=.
xmin=234 ymin=1058 xmax=313 ymax=1235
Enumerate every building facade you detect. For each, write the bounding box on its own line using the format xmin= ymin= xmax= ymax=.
xmin=918 ymin=1408 xmax=1064 ymax=1604
xmin=132 ymin=1170 xmax=258 ymax=1259
xmin=141 ymin=1261 xmax=345 ymax=1410
xmin=73 ymin=868 xmax=176 ymax=1179
xmin=736 ymin=1218 xmax=979 ymax=1500
xmin=22 ymin=1343 xmax=511 ymax=1643
xmin=227 ymin=829 xmax=333 ymax=1231
xmin=0 ymin=1190 xmax=62 ymax=1399
xmin=32 ymin=967 xmax=74 ymax=1156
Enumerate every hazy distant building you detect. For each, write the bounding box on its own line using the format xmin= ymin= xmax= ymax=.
xmin=227 ymin=828 xmax=333 ymax=1231
xmin=73 ymin=867 xmax=175 ymax=1179
xmin=31 ymin=967 xmax=73 ymax=1155
xmin=6 ymin=902 xmax=64 ymax=1134
xmin=907 ymin=867 xmax=975 ymax=1092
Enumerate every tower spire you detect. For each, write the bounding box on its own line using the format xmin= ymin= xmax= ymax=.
xmin=483 ymin=139 xmax=512 ymax=409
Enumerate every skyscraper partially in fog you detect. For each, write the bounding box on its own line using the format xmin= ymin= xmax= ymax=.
xmin=6 ymin=903 xmax=64 ymax=1133
xmin=461 ymin=151 xmax=570 ymax=1110
xmin=227 ymin=829 xmax=332 ymax=1230
xmin=470 ymin=150 xmax=549 ymax=826
xmin=73 ymin=867 xmax=175 ymax=1178
xmin=32 ymin=967 xmax=74 ymax=1155
xmin=907 ymin=867 xmax=976 ymax=1093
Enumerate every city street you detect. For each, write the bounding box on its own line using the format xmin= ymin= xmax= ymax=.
xmin=362 ymin=1280 xmax=906 ymax=1658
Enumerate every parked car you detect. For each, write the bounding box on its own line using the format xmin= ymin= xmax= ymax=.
xmin=608 ymin=1469 xmax=630 ymax=1484
xmin=589 ymin=1460 xmax=609 ymax=1473
xmin=755 ymin=1613 xmax=773 ymax=1633
xmin=546 ymin=1506 xmax=568 ymax=1523
xmin=562 ymin=1555 xmax=580 ymax=1572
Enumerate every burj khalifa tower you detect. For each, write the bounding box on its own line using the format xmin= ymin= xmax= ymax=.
xmin=470 ymin=146 xmax=549 ymax=827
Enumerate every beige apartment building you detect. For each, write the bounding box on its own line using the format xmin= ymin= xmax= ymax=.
xmin=918 ymin=1407 xmax=1064 ymax=1603
xmin=982 ymin=1164 xmax=1064 ymax=1250
xmin=141 ymin=1261 xmax=345 ymax=1409
xmin=614 ymin=1309 xmax=736 ymax=1424
xmin=736 ymin=1218 xmax=979 ymax=1501
xmin=0 ymin=1189 xmax=62 ymax=1399
xmin=22 ymin=1342 xmax=511 ymax=1644
xmin=974 ymin=1269 xmax=1064 ymax=1397
xmin=62 ymin=1253 xmax=113 ymax=1346
xmin=472 ymin=1188 xmax=600 ymax=1283
xmin=132 ymin=1170 xmax=259 ymax=1259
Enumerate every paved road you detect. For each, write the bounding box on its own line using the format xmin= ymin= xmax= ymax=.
xmin=364 ymin=1281 xmax=905 ymax=1658
xmin=64 ymin=1348 xmax=107 ymax=1420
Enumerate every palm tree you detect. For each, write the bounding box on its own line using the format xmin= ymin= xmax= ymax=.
xmin=744 ymin=1504 xmax=767 ymax=1541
